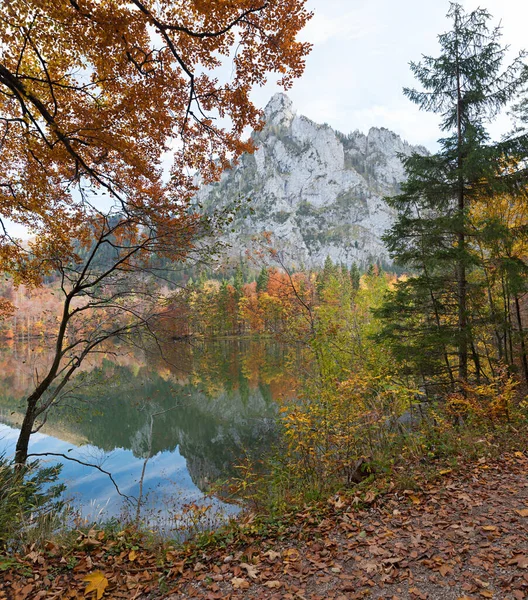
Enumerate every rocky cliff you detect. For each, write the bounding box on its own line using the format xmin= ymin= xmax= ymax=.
xmin=197 ymin=93 xmax=427 ymax=267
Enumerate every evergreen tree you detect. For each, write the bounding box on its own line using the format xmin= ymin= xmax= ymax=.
xmin=379 ymin=3 xmax=527 ymax=389
xmin=256 ymin=267 xmax=269 ymax=293
xmin=317 ymin=255 xmax=336 ymax=295
xmin=233 ymin=264 xmax=244 ymax=295
xmin=350 ymin=263 xmax=361 ymax=291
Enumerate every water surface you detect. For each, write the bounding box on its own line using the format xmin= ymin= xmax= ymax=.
xmin=0 ymin=339 xmax=296 ymax=531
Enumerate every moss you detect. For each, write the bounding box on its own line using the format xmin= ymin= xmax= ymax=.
xmin=273 ymin=211 xmax=291 ymax=224
xmin=334 ymin=189 xmax=368 ymax=212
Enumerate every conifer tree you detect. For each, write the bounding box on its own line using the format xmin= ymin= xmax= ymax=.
xmin=256 ymin=267 xmax=270 ymax=293
xmin=350 ymin=263 xmax=361 ymax=291
xmin=379 ymin=3 xmax=527 ymax=389
xmin=317 ymin=255 xmax=336 ymax=295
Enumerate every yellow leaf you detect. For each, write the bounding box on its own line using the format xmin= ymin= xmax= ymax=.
xmin=482 ymin=525 xmax=497 ymax=531
xmin=128 ymin=549 xmax=137 ymax=562
xmin=439 ymin=469 xmax=452 ymax=475
xmin=515 ymin=508 xmax=528 ymax=517
xmin=83 ymin=571 xmax=108 ymax=599
xmin=283 ymin=548 xmax=301 ymax=562
xmin=409 ymin=495 xmax=421 ymax=505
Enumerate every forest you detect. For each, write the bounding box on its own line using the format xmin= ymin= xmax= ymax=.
xmin=1 ymin=1 xmax=528 ymax=599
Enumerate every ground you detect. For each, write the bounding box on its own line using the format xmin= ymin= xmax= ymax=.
xmin=1 ymin=452 xmax=527 ymax=600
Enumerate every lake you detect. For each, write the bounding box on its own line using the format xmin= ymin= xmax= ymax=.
xmin=0 ymin=339 xmax=298 ymax=533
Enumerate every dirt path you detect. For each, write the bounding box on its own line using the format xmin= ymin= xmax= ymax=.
xmin=1 ymin=452 xmax=527 ymax=600
xmin=159 ymin=453 xmax=528 ymax=600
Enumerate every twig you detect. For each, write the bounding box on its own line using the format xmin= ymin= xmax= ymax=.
xmin=26 ymin=451 xmax=136 ymax=505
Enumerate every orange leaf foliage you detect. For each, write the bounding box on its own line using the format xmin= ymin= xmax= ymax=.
xmin=0 ymin=0 xmax=311 ymax=283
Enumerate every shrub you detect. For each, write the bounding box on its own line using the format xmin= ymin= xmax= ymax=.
xmin=0 ymin=456 xmax=67 ymax=550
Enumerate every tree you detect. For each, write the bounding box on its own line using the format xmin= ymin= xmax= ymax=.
xmin=256 ymin=266 xmax=269 ymax=293
xmin=0 ymin=0 xmax=311 ymax=286
xmin=380 ymin=3 xmax=527 ymax=390
xmin=317 ymin=255 xmax=336 ymax=295
xmin=0 ymin=0 xmax=311 ymax=464
xmin=349 ymin=263 xmax=360 ymax=292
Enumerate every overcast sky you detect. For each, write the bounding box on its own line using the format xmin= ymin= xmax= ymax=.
xmin=252 ymin=0 xmax=528 ymax=149
xmin=5 ymin=1 xmax=527 ymax=240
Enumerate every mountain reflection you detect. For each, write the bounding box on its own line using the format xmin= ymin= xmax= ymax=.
xmin=0 ymin=339 xmax=297 ymax=496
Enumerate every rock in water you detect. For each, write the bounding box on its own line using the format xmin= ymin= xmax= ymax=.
xmin=197 ymin=93 xmax=427 ymax=267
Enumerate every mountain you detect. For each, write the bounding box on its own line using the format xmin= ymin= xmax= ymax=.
xmin=197 ymin=93 xmax=427 ymax=268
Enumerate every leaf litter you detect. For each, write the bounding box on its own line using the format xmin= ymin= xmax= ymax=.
xmin=0 ymin=451 xmax=527 ymax=599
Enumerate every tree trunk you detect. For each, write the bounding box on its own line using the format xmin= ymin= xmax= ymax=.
xmin=514 ymin=295 xmax=528 ymax=384
xmin=455 ymin=47 xmax=468 ymax=386
xmin=14 ymin=397 xmax=38 ymax=465
xmin=471 ymin=340 xmax=481 ymax=384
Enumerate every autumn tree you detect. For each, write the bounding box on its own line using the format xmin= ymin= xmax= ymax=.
xmin=0 ymin=0 xmax=311 ymax=464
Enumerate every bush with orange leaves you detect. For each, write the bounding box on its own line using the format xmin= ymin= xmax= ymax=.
xmin=445 ymin=365 xmax=520 ymax=425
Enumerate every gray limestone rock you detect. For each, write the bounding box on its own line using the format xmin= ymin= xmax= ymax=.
xmin=196 ymin=93 xmax=427 ymax=267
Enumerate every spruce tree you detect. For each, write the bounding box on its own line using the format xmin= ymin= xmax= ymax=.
xmin=350 ymin=263 xmax=361 ymax=291
xmin=379 ymin=3 xmax=527 ymax=390
xmin=256 ymin=267 xmax=269 ymax=293
xmin=317 ymin=255 xmax=336 ymax=295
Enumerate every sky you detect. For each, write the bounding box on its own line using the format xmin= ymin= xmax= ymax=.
xmin=251 ymin=0 xmax=528 ymax=149
xmin=4 ymin=0 xmax=527 ymax=239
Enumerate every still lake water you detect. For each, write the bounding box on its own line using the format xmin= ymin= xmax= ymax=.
xmin=0 ymin=339 xmax=297 ymax=530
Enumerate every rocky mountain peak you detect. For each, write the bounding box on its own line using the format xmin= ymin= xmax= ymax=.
xmin=263 ymin=93 xmax=296 ymax=128
xmin=197 ymin=95 xmax=427 ymax=268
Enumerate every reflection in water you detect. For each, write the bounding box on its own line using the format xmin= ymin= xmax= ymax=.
xmin=0 ymin=339 xmax=297 ymax=529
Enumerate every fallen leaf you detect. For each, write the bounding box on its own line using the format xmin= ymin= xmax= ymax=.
xmin=509 ymin=555 xmax=528 ymax=569
xmin=364 ymin=491 xmax=377 ymax=503
xmin=170 ymin=561 xmax=185 ymax=576
xmin=263 ymin=550 xmax=281 ymax=561
xmin=359 ymin=560 xmax=378 ymax=574
xmin=128 ymin=550 xmax=137 ymax=562
xmin=283 ymin=548 xmax=301 ymax=562
xmin=240 ymin=562 xmax=259 ymax=580
xmin=83 ymin=571 xmax=108 ymax=600
xmin=329 ymin=495 xmax=346 ymax=509
xmin=482 ymin=526 xmax=497 ymax=532
xmin=264 ymin=580 xmax=282 ymax=589
xmin=515 ymin=508 xmax=528 ymax=517
xmin=79 ymin=529 xmax=102 ymax=547
xmin=231 ymin=577 xmax=250 ymax=590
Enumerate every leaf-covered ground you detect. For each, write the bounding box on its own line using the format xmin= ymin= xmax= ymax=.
xmin=1 ymin=452 xmax=527 ymax=600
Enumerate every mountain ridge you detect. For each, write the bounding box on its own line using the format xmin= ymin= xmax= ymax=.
xmin=197 ymin=93 xmax=427 ymax=267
